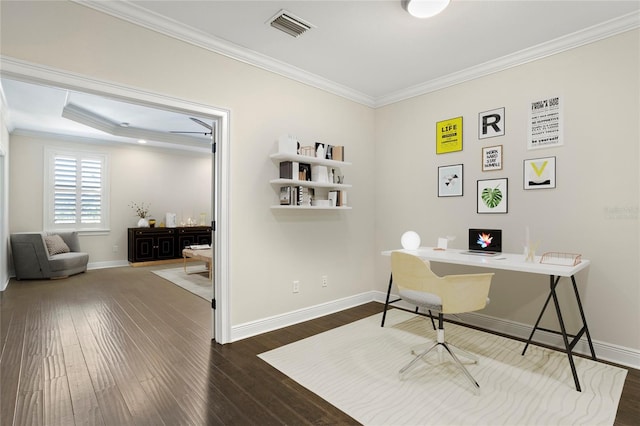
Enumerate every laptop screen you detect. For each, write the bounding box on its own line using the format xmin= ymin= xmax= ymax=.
xmin=468 ymin=229 xmax=502 ymax=253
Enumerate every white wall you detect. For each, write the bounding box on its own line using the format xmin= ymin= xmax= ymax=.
xmin=8 ymin=134 xmax=211 ymax=267
xmin=0 ymin=1 xmax=376 ymax=327
xmin=374 ymin=30 xmax=640 ymax=353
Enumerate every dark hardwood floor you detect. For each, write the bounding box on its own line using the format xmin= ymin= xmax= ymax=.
xmin=1 ymin=266 xmax=638 ymax=425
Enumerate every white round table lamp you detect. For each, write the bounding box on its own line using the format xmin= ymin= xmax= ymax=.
xmin=401 ymin=231 xmax=421 ymax=250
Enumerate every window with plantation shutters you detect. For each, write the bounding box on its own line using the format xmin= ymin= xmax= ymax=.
xmin=45 ymin=149 xmax=109 ymax=232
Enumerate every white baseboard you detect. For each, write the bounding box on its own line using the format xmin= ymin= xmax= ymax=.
xmin=231 ymin=289 xmax=640 ymax=370
xmin=88 ymin=260 xmax=129 ymax=269
xmin=231 ymin=292 xmax=377 ymax=342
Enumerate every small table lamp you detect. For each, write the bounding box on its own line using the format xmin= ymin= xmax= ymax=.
xmin=401 ymin=231 xmax=421 ymax=250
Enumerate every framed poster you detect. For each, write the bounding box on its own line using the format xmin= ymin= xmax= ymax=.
xmin=482 ymin=145 xmax=503 ymax=171
xmin=478 ymin=107 xmax=505 ymax=139
xmin=477 ymin=178 xmax=508 ymax=213
xmin=436 ymin=116 xmax=463 ymax=154
xmin=528 ymin=96 xmax=563 ymax=149
xmin=438 ymin=164 xmax=463 ymax=197
xmin=524 ymin=156 xmax=556 ymax=189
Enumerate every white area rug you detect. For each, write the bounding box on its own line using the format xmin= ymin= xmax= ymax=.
xmin=152 ymin=266 xmax=212 ymax=301
xmin=259 ymin=310 xmax=626 ymax=426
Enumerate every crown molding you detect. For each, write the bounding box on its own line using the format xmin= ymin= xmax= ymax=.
xmin=61 ymin=3 xmax=640 ymax=108
xmin=74 ymin=0 xmax=376 ymax=107
xmin=377 ymin=10 xmax=640 ymax=107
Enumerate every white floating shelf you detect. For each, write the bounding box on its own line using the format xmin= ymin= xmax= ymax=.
xmin=270 ymin=205 xmax=352 ymax=210
xmin=270 ymin=152 xmax=352 ymax=168
xmin=269 ymin=178 xmax=351 ymax=189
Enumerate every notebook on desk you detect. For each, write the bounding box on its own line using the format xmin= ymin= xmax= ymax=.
xmin=462 ymin=228 xmax=502 ymax=256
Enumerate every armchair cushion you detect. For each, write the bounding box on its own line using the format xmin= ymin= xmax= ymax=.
xmin=44 ymin=234 xmax=71 ymax=255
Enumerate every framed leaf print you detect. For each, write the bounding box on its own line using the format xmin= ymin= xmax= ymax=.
xmin=477 ymin=178 xmax=508 ymax=213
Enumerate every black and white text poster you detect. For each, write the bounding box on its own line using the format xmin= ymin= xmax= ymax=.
xmin=528 ymin=96 xmax=563 ymax=149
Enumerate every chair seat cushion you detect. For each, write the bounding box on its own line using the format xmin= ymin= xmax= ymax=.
xmin=399 ymin=289 xmax=442 ymax=311
xmin=49 ymin=252 xmax=89 ymax=273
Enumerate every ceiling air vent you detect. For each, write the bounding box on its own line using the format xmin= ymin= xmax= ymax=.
xmin=268 ymin=9 xmax=314 ymax=38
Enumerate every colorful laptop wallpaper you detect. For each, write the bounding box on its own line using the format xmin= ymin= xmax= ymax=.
xmin=468 ymin=229 xmax=502 ymax=253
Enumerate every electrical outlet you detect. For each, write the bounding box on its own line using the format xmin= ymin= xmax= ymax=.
xmin=112 ymin=245 xmax=119 ymax=253
xmin=322 ymin=275 xmax=328 ymax=287
xmin=293 ymin=280 xmax=300 ymax=293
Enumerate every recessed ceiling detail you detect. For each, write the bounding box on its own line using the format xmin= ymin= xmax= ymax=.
xmin=268 ymin=9 xmax=314 ymax=38
xmin=61 ymin=102 xmax=210 ymax=148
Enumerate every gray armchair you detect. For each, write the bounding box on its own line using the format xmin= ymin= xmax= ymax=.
xmin=10 ymin=232 xmax=89 ymax=280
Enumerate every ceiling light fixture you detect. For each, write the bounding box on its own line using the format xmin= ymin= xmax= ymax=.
xmin=402 ymin=0 xmax=450 ymax=18
xmin=138 ymin=139 xmax=147 ymax=144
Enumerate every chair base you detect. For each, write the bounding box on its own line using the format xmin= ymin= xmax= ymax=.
xmin=400 ymin=329 xmax=481 ymax=393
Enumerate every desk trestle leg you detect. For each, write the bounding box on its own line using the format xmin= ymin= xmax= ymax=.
xmin=522 ymin=274 xmax=597 ymax=392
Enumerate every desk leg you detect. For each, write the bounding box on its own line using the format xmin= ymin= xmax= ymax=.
xmin=523 ymin=274 xmax=594 ymax=392
xmin=381 ymin=273 xmax=393 ymax=327
xmin=522 ymin=276 xmax=558 ymax=355
xmin=550 ymin=278 xmax=582 ymax=392
xmin=571 ymin=275 xmax=596 ymax=360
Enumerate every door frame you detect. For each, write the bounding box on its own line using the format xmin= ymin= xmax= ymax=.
xmin=1 ymin=57 xmax=232 ymax=343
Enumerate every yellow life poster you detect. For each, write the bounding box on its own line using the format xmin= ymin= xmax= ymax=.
xmin=436 ymin=116 xmax=463 ymax=154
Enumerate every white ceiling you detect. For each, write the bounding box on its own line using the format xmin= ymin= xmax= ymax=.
xmin=2 ymin=0 xmax=639 ymax=149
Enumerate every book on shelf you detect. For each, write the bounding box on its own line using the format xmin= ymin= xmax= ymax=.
xmin=298 ymin=186 xmax=313 ymax=207
xmin=332 ymin=146 xmax=344 ymax=162
xmin=330 ymin=189 xmax=348 ymax=207
xmin=280 ymin=186 xmax=291 ymax=205
xmin=280 ymin=161 xmax=299 ymax=179
xmin=339 ymin=190 xmax=348 ymax=206
xmin=298 ymin=163 xmax=311 ymax=181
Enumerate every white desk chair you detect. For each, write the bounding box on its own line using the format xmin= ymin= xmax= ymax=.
xmin=391 ymin=251 xmax=493 ymax=391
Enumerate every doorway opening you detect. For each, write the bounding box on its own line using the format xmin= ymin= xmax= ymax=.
xmin=1 ymin=62 xmax=231 ymax=343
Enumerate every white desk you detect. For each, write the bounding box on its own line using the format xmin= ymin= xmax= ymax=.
xmin=381 ymin=247 xmax=596 ymax=392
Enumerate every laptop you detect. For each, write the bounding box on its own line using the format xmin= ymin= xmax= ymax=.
xmin=463 ymin=228 xmax=502 ymax=256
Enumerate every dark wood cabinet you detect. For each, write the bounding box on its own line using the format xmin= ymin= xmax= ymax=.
xmin=127 ymin=226 xmax=212 ymax=263
xmin=176 ymin=227 xmax=212 ymax=253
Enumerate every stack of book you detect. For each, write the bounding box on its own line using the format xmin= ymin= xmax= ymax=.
xmin=280 ymin=186 xmax=314 ymax=206
xmin=298 ymin=187 xmax=312 ymax=207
